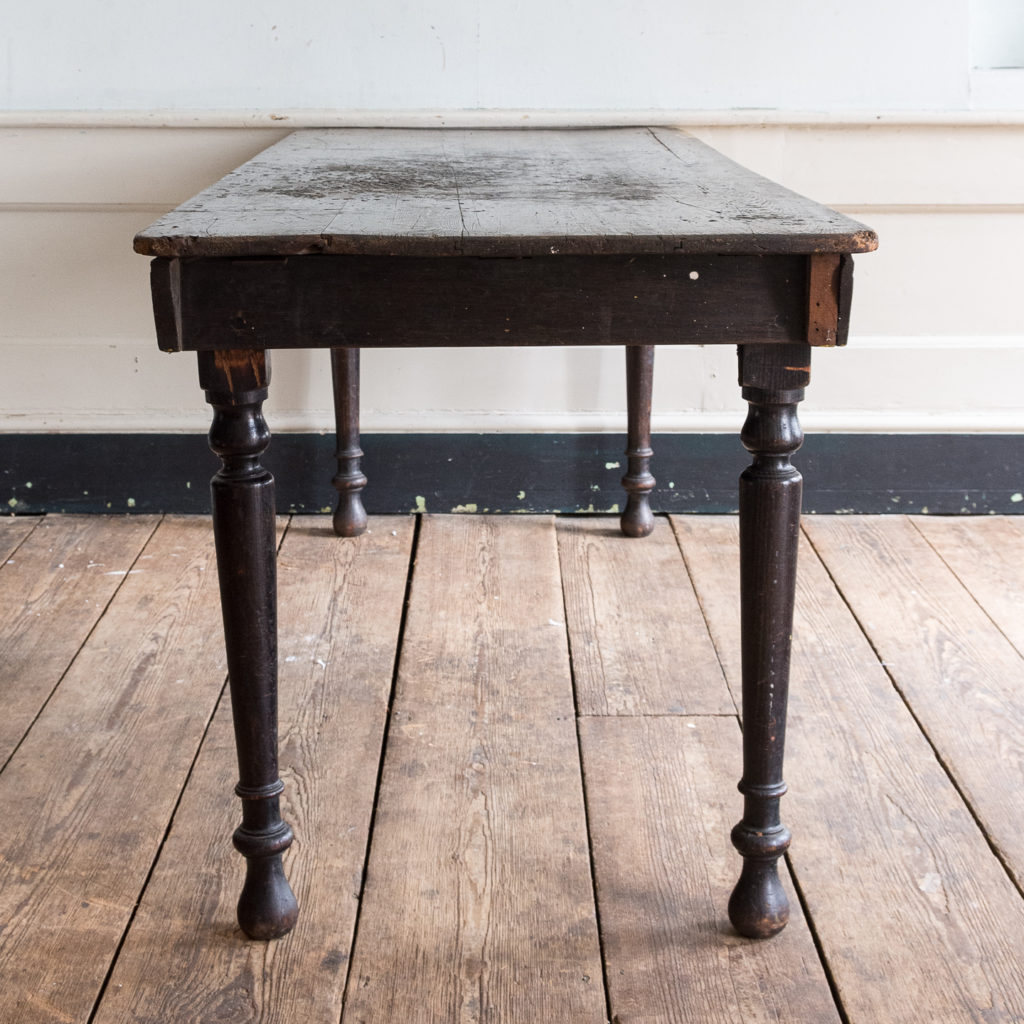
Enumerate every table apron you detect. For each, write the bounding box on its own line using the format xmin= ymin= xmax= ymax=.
xmin=151 ymin=252 xmax=848 ymax=353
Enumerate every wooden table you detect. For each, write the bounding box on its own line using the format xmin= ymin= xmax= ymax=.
xmin=135 ymin=127 xmax=876 ymax=944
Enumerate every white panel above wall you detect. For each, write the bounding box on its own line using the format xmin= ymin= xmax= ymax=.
xmin=0 ymin=128 xmax=290 ymax=206
xmin=689 ymin=124 xmax=1024 ymax=207
xmin=4 ymin=0 xmax=969 ymax=112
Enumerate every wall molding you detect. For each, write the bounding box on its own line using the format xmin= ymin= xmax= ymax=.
xmin=6 ymin=412 xmax=1024 ymax=434
xmin=3 ymin=432 xmax=1022 ymax=517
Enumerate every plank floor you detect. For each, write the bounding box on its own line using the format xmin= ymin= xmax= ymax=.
xmin=2 ymin=513 xmax=1023 ymax=1023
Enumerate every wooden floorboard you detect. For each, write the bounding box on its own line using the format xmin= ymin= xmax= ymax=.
xmin=2 ymin=513 xmax=1024 ymax=1022
xmin=581 ymin=715 xmax=841 ymax=1024
xmin=805 ymin=515 xmax=1024 ymax=892
xmin=0 ymin=515 xmax=158 ymax=764
xmin=913 ymin=515 xmax=1024 ymax=657
xmin=341 ymin=516 xmax=606 ymax=1024
xmin=0 ymin=517 xmax=234 ymax=1024
xmin=558 ymin=516 xmax=734 ymax=715
xmin=0 ymin=514 xmax=42 ymax=561
xmin=92 ymin=516 xmax=414 ymax=1024
xmin=676 ymin=515 xmax=1024 ymax=1023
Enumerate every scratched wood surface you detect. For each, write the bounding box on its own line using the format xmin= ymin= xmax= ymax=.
xmin=0 ymin=515 xmax=158 ymax=765
xmin=92 ymin=517 xmax=414 ymax=1024
xmin=0 ymin=515 xmax=40 ymax=563
xmin=581 ymin=714 xmax=841 ymax=1024
xmin=340 ymin=516 xmax=607 ymax=1024
xmin=804 ymin=515 xmax=1024 ymax=893
xmin=913 ymin=515 xmax=1024 ymax=657
xmin=2 ymin=513 xmax=1023 ymax=1023
xmin=557 ymin=516 xmax=734 ymax=715
xmin=134 ymin=128 xmax=877 ymax=259
xmin=0 ymin=518 xmax=242 ymax=1024
xmin=677 ymin=516 xmax=1024 ymax=1022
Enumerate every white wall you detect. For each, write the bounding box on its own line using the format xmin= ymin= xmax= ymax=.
xmin=3 ymin=2 xmax=973 ymax=112
xmin=2 ymin=2 xmax=1023 ymax=435
xmin=973 ymin=0 xmax=1024 ymax=68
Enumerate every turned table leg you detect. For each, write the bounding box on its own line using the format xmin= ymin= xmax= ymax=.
xmin=199 ymin=349 xmax=299 ymax=941
xmin=728 ymin=342 xmax=810 ymax=940
xmin=331 ymin=346 xmax=368 ymax=537
xmin=620 ymin=344 xmax=656 ymax=537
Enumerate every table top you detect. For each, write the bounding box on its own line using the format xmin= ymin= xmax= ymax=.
xmin=135 ymin=128 xmax=876 ymax=261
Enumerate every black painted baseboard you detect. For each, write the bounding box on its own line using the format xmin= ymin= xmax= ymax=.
xmin=2 ymin=433 xmax=1021 ymax=516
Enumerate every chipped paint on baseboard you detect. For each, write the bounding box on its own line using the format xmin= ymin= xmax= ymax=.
xmin=5 ymin=433 xmax=1024 ymax=516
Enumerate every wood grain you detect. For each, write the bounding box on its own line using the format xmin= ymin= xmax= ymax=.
xmin=675 ymin=515 xmax=1024 ymax=1023
xmin=805 ymin=515 xmax=1024 ymax=891
xmin=0 ymin=517 xmax=246 ymax=1024
xmin=342 ymin=515 xmax=605 ymax=1024
xmin=135 ymin=128 xmax=877 ymax=259
xmin=156 ymin=252 xmax=809 ymax=352
xmin=0 ymin=514 xmax=158 ymax=765
xmin=6 ymin=513 xmax=1024 ymax=1021
xmin=92 ymin=516 xmax=415 ymax=1024
xmin=807 ymin=253 xmax=842 ymax=346
xmin=913 ymin=515 xmax=1024 ymax=657
xmin=581 ymin=715 xmax=841 ymax=1024
xmin=557 ymin=516 xmax=733 ymax=715
xmin=0 ymin=515 xmax=40 ymax=561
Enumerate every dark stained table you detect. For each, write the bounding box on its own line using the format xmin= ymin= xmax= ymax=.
xmin=135 ymin=127 xmax=877 ymax=943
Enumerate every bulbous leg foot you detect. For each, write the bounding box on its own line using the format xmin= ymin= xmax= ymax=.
xmin=333 ymin=491 xmax=368 ymax=538
xmin=620 ymin=490 xmax=655 ymax=537
xmin=728 ymin=823 xmax=792 ymax=939
xmin=237 ymin=852 xmax=299 ymax=940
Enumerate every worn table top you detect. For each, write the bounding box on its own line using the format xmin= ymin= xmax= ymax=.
xmin=135 ymin=128 xmax=877 ymax=260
